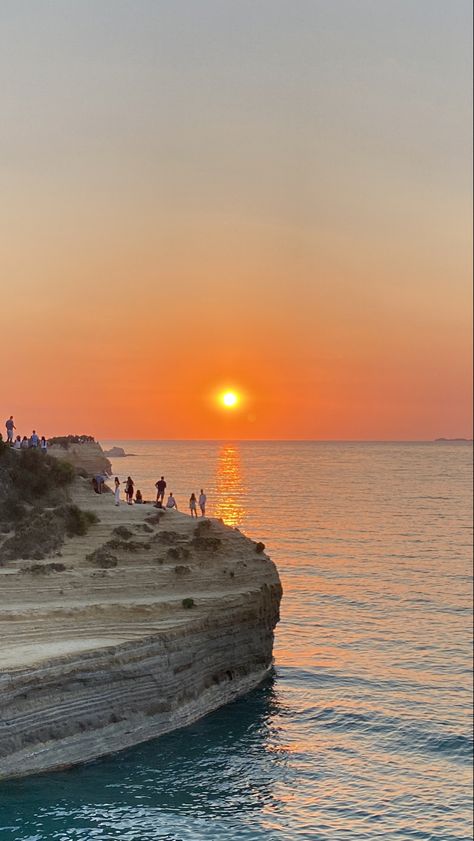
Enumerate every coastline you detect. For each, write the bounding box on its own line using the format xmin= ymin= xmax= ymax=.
xmin=0 ymin=451 xmax=282 ymax=780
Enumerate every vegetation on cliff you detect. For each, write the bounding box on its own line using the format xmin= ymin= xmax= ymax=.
xmin=47 ymin=435 xmax=96 ymax=448
xmin=0 ymin=440 xmax=98 ymax=563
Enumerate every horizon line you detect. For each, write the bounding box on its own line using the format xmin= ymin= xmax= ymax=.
xmin=98 ymin=437 xmax=473 ymax=444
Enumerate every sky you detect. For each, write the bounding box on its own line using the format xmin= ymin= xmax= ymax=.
xmin=0 ymin=0 xmax=472 ymax=440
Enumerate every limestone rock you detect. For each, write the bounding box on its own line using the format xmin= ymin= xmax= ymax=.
xmin=0 ymin=482 xmax=282 ymax=779
xmin=48 ymin=441 xmax=112 ymax=478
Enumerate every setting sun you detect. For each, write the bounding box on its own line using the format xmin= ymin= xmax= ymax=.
xmin=221 ymin=391 xmax=239 ymax=408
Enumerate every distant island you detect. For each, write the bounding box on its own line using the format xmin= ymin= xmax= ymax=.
xmin=434 ymin=438 xmax=472 ymax=443
xmin=102 ymin=446 xmax=136 ymax=458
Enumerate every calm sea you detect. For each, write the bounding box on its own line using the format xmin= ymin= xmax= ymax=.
xmin=0 ymin=442 xmax=472 ymax=841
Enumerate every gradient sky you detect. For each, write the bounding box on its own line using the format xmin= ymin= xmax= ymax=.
xmin=1 ymin=0 xmax=472 ymax=440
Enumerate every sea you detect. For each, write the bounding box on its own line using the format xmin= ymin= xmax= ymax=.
xmin=0 ymin=441 xmax=472 ymax=841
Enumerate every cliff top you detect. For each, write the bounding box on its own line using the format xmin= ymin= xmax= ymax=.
xmin=0 ymin=475 xmax=278 ymax=672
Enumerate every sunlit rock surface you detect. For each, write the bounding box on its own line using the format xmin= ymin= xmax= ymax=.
xmin=0 ymin=479 xmax=282 ymax=779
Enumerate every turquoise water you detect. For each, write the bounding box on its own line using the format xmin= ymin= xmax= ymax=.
xmin=0 ymin=442 xmax=472 ymax=840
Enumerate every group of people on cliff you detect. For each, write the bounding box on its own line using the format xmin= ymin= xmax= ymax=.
xmin=4 ymin=416 xmax=48 ymax=452
xmin=110 ymin=474 xmax=207 ymax=517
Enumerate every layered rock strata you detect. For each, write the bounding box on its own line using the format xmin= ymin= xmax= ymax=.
xmin=47 ymin=442 xmax=112 ymax=476
xmin=0 ymin=480 xmax=281 ymax=779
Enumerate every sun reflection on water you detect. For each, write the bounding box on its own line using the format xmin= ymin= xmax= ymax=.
xmin=214 ymin=444 xmax=245 ymax=528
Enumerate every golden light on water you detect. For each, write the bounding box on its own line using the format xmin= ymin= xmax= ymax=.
xmin=214 ymin=443 xmax=245 ymax=528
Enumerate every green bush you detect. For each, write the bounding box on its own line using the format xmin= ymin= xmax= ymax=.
xmin=5 ymin=449 xmax=75 ymax=503
xmin=47 ymin=435 xmax=95 ymax=448
xmin=182 ymin=597 xmax=195 ymax=609
xmin=86 ymin=545 xmax=118 ymax=568
xmin=60 ymin=505 xmax=99 ymax=537
xmin=0 ymin=445 xmax=100 ymax=564
xmin=0 ymin=510 xmax=65 ymax=562
xmin=112 ymin=526 xmax=133 ymax=540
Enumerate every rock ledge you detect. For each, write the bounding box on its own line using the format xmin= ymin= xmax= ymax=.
xmin=0 ymin=481 xmax=282 ymax=779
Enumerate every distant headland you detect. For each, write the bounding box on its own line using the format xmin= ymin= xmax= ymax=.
xmin=102 ymin=445 xmax=136 ymax=458
xmin=434 ymin=438 xmax=473 ymax=443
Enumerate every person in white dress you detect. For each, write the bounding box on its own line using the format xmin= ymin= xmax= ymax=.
xmin=189 ymin=493 xmax=198 ymax=518
xmin=166 ymin=493 xmax=177 ymax=510
xmin=114 ymin=477 xmax=121 ymax=506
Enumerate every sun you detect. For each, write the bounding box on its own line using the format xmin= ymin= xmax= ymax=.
xmin=221 ymin=391 xmax=239 ymax=408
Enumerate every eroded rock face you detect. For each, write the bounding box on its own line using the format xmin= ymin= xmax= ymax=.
xmin=0 ymin=484 xmax=282 ymax=779
xmin=48 ymin=442 xmax=112 ymax=477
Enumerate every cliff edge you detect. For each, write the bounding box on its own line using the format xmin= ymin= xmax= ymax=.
xmin=47 ymin=439 xmax=112 ymax=476
xmin=0 ymin=463 xmax=282 ymax=779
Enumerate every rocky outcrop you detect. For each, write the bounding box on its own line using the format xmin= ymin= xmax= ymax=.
xmin=0 ymin=481 xmax=282 ymax=779
xmin=48 ymin=441 xmax=112 ymax=477
xmin=103 ymin=446 xmax=135 ymax=458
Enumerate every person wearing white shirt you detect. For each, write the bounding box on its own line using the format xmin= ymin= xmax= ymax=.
xmin=166 ymin=493 xmax=177 ymax=510
xmin=199 ymin=490 xmax=207 ymax=517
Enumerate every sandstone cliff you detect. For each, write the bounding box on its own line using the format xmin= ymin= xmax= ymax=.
xmin=0 ymin=479 xmax=282 ymax=779
xmin=47 ymin=441 xmax=112 ymax=477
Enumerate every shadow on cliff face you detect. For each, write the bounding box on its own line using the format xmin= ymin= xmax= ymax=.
xmin=0 ymin=676 xmax=290 ymax=833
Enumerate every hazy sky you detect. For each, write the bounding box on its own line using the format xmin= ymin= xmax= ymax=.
xmin=1 ymin=0 xmax=472 ymax=439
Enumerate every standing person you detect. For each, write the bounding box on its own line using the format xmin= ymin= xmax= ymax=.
xmin=166 ymin=493 xmax=177 ymax=510
xmin=5 ymin=416 xmax=15 ymax=444
xmin=189 ymin=493 xmax=198 ymax=518
xmin=125 ymin=476 xmax=134 ymax=505
xmin=29 ymin=430 xmax=39 ymax=448
xmin=93 ymin=473 xmax=105 ymax=494
xmin=155 ymin=476 xmax=167 ymax=504
xmin=40 ymin=436 xmax=48 ymax=454
xmin=114 ymin=477 xmax=121 ymax=506
xmin=198 ymin=489 xmax=207 ymax=517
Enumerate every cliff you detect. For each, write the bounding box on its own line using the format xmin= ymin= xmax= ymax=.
xmin=47 ymin=440 xmax=112 ymax=477
xmin=0 ymin=477 xmax=282 ymax=780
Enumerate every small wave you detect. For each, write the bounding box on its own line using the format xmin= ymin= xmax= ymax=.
xmin=309 ymin=705 xmax=473 ymax=762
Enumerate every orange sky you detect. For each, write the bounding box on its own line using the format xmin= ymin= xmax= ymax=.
xmin=0 ymin=2 xmax=472 ymax=440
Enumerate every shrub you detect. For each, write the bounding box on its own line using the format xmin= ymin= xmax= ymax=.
xmin=23 ymin=562 xmax=66 ymax=575
xmin=112 ymin=526 xmax=133 ymax=540
xmin=47 ymin=435 xmax=95 ymax=448
xmin=194 ymin=519 xmax=211 ymax=535
xmin=0 ymin=510 xmax=65 ymax=562
xmin=192 ymin=536 xmax=221 ymax=552
xmin=0 ymin=446 xmax=98 ymax=564
xmin=182 ymin=597 xmax=195 ymax=609
xmin=61 ymin=505 xmax=99 ymax=537
xmin=5 ymin=449 xmax=75 ymax=503
xmin=86 ymin=546 xmax=118 ymax=568
xmin=145 ymin=512 xmax=165 ymax=526
xmin=50 ymin=458 xmax=76 ymax=487
xmin=0 ymin=496 xmax=28 ymax=524
xmin=155 ymin=530 xmax=179 ymax=544
xmin=167 ymin=546 xmax=191 ymax=561
xmin=174 ymin=565 xmax=191 ymax=576
xmin=255 ymin=542 xmax=265 ymax=553
xmin=105 ymin=538 xmax=147 ymax=553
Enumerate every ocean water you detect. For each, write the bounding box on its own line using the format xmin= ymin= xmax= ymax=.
xmin=0 ymin=441 xmax=472 ymax=841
